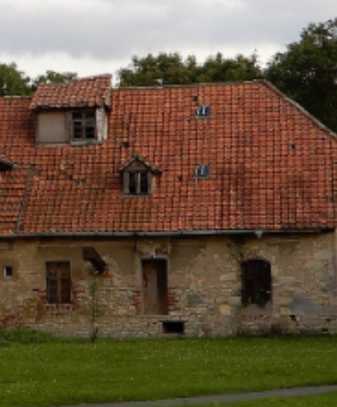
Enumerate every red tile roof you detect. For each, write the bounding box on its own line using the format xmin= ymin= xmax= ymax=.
xmin=0 ymin=79 xmax=337 ymax=236
xmin=30 ymin=74 xmax=112 ymax=110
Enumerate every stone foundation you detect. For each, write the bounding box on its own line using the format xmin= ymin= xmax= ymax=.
xmin=0 ymin=232 xmax=336 ymax=337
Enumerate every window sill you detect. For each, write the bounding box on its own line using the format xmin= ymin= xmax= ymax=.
xmin=71 ymin=139 xmax=102 ymax=146
xmin=45 ymin=303 xmax=74 ymax=313
xmin=122 ymin=194 xmax=151 ymax=198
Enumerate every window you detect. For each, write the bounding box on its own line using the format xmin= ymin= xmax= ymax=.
xmin=46 ymin=262 xmax=71 ymax=304
xmin=124 ymin=171 xmax=151 ymax=195
xmin=241 ymin=259 xmax=271 ymax=307
xmin=3 ymin=265 xmax=13 ymax=279
xmin=195 ymin=105 xmax=211 ymax=118
xmin=71 ymin=110 xmax=96 ymax=141
xmin=195 ymin=164 xmax=209 ymax=178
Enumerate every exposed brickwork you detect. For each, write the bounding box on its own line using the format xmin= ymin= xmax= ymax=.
xmin=0 ymin=234 xmax=336 ymax=337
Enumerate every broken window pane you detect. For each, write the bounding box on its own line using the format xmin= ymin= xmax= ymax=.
xmin=241 ymin=259 xmax=271 ymax=307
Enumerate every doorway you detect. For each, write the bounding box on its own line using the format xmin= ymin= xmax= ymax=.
xmin=142 ymin=258 xmax=168 ymax=314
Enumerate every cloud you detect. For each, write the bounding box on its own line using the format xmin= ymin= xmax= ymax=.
xmin=0 ymin=0 xmax=336 ymax=77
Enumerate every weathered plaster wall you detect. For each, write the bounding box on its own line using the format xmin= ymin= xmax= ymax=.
xmin=0 ymin=232 xmax=336 ymax=337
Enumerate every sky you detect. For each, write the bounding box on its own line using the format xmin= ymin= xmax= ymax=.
xmin=0 ymin=0 xmax=336 ymax=82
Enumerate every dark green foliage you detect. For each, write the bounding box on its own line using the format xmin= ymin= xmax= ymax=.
xmin=118 ymin=52 xmax=262 ymax=86
xmin=266 ymin=18 xmax=337 ymax=131
xmin=0 ymin=63 xmax=31 ymax=96
xmin=0 ymin=64 xmax=78 ymax=96
xmin=31 ymin=70 xmax=78 ymax=91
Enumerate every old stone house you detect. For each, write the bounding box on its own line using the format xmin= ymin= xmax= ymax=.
xmin=0 ymin=74 xmax=337 ymax=337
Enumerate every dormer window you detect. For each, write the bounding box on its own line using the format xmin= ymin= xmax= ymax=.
xmin=71 ymin=110 xmax=96 ymax=141
xmin=126 ymin=170 xmax=151 ymax=195
xmin=195 ymin=105 xmax=211 ymax=118
xmin=120 ymin=155 xmax=161 ymax=196
xmin=31 ymin=74 xmax=111 ymax=145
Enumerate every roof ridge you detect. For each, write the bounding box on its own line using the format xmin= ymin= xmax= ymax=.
xmin=114 ymin=79 xmax=262 ymax=91
xmin=37 ymin=74 xmax=112 ymax=88
xmin=0 ymin=96 xmax=32 ymax=99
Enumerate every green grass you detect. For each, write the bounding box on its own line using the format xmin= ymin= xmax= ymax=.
xmin=1 ymin=331 xmax=337 ymax=407
xmin=193 ymin=392 xmax=337 ymax=406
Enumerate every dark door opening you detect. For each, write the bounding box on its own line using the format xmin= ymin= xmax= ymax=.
xmin=142 ymin=258 xmax=168 ymax=314
xmin=241 ymin=259 xmax=272 ymax=307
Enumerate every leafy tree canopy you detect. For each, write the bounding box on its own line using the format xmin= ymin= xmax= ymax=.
xmin=32 ymin=70 xmax=78 ymax=90
xmin=266 ymin=18 xmax=337 ymax=131
xmin=0 ymin=65 xmax=78 ymax=96
xmin=118 ymin=52 xmax=262 ymax=87
xmin=0 ymin=63 xmax=31 ymax=96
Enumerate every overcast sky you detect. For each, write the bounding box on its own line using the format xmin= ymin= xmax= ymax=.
xmin=0 ymin=0 xmax=336 ymax=81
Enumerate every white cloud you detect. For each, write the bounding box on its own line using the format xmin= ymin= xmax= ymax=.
xmin=0 ymin=0 xmax=335 ymax=78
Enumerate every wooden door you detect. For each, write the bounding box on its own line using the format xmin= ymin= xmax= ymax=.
xmin=142 ymin=259 xmax=168 ymax=314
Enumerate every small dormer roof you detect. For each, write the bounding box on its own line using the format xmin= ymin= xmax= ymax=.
xmin=30 ymin=74 xmax=112 ymax=111
xmin=119 ymin=154 xmax=161 ymax=174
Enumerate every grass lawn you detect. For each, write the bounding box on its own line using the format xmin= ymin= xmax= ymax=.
xmin=193 ymin=392 xmax=337 ymax=406
xmin=1 ymin=331 xmax=337 ymax=407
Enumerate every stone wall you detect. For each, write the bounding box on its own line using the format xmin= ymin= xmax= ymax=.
xmin=0 ymin=232 xmax=336 ymax=337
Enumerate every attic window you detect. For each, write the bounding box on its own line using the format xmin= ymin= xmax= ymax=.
xmin=196 ymin=105 xmax=211 ymax=118
xmin=71 ymin=110 xmax=96 ymax=141
xmin=195 ymin=164 xmax=209 ymax=178
xmin=124 ymin=170 xmax=151 ymax=195
xmin=121 ymin=156 xmax=160 ymax=196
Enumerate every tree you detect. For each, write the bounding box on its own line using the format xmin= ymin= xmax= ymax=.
xmin=0 ymin=62 xmax=31 ymax=96
xmin=197 ymin=52 xmax=262 ymax=82
xmin=32 ymin=70 xmax=78 ymax=90
xmin=266 ymin=18 xmax=337 ymax=131
xmin=118 ymin=52 xmax=262 ymax=87
xmin=118 ymin=53 xmax=199 ymax=86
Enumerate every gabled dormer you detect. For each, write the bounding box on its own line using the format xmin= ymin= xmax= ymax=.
xmin=119 ymin=155 xmax=161 ymax=196
xmin=30 ymin=75 xmax=111 ymax=145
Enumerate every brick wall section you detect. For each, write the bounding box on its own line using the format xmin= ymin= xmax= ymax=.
xmin=0 ymin=234 xmax=336 ymax=337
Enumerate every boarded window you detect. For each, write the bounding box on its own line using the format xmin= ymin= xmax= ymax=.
xmin=142 ymin=259 xmax=168 ymax=314
xmin=241 ymin=259 xmax=271 ymax=307
xmin=46 ymin=262 xmax=71 ymax=304
xmin=71 ymin=110 xmax=96 ymax=141
xmin=37 ymin=112 xmax=69 ymax=144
